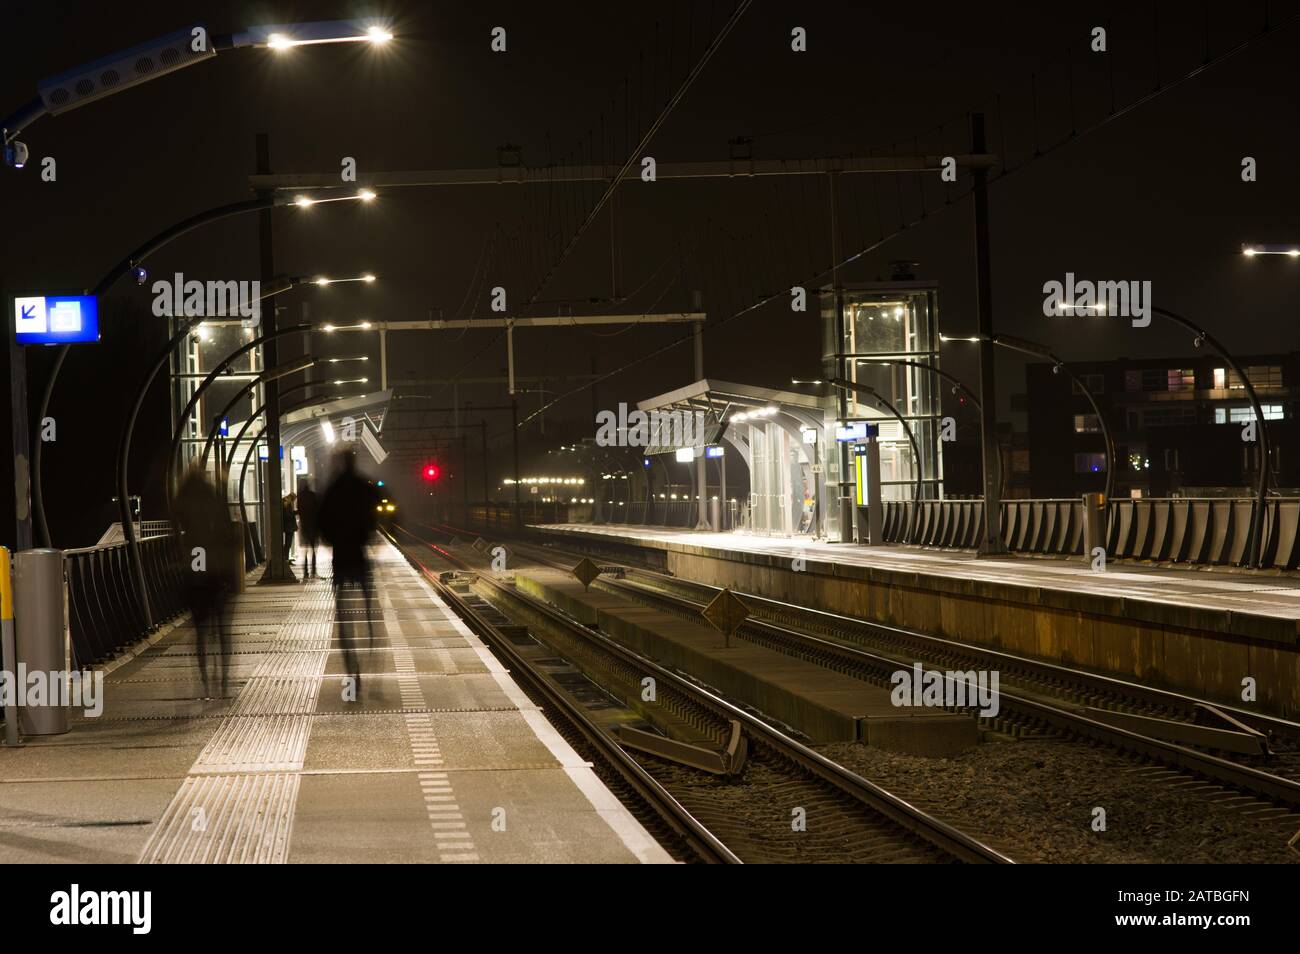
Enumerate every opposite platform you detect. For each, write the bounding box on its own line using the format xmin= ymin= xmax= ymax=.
xmin=531 ymin=524 xmax=1300 ymax=715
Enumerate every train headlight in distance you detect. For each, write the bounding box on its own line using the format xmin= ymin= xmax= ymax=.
xmin=385 ymin=504 xmax=395 ymax=512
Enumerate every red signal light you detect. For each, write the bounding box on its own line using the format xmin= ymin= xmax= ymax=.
xmin=422 ymin=463 xmax=440 ymax=481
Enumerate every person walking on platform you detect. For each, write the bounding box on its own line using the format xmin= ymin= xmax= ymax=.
xmin=281 ymin=492 xmax=298 ymax=564
xmin=172 ymin=464 xmax=238 ymax=699
xmin=296 ymin=479 xmax=321 ymax=578
xmin=318 ymin=450 xmax=380 ymax=696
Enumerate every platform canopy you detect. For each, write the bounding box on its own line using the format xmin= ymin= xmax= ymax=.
xmin=281 ymin=388 xmax=394 ymax=465
xmin=635 ymin=378 xmax=828 ymax=454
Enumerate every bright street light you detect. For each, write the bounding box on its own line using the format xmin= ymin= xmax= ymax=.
xmin=234 ymin=21 xmax=395 ymax=50
xmin=314 ymin=274 xmax=379 ymax=286
xmin=1241 ymin=244 xmax=1300 ymax=257
xmin=292 ymin=189 xmax=376 ymax=208
xmin=318 ymin=321 xmax=375 ymax=333
xmin=4 ymin=21 xmax=397 ymax=158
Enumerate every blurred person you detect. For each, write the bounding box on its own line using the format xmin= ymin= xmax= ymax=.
xmin=318 ymin=450 xmax=380 ymax=694
xmin=172 ymin=464 xmax=238 ymax=699
xmin=281 ymin=492 xmax=297 ymax=564
xmin=296 ymin=479 xmax=320 ymax=579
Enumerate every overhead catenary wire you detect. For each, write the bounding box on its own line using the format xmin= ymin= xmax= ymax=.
xmin=515 ymin=5 xmax=1300 ymax=429
xmin=434 ymin=1 xmax=751 ymax=400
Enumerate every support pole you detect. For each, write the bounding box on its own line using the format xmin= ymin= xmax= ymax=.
xmin=719 ymin=451 xmax=728 ymax=531
xmin=829 ymin=171 xmax=853 ymax=543
xmin=480 ymin=419 xmax=489 ymax=514
xmin=693 ymin=321 xmax=709 ymax=530
xmin=971 ymin=113 xmax=1005 ymax=555
xmin=511 ymin=400 xmax=522 ymax=530
xmin=459 ymin=433 xmax=468 ymax=527
xmin=7 ymin=303 xmax=32 ymax=552
xmin=255 ymin=132 xmax=293 ymax=583
xmin=506 ymin=321 xmax=515 ymax=395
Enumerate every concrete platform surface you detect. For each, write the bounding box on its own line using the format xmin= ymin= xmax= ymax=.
xmin=0 ymin=539 xmax=672 ymax=865
xmin=535 ymin=524 xmax=1300 ymax=634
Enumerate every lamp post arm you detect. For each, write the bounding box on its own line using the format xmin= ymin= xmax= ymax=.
xmin=1151 ymin=305 xmax=1271 ymax=567
xmin=828 ymin=377 xmax=925 ymax=525
xmin=1 ymin=97 xmax=45 ymax=143
xmin=34 ymin=195 xmax=278 ymax=547
xmin=113 ymin=316 xmax=206 ymax=630
xmin=165 ymin=323 xmax=312 ymax=505
xmin=859 ymin=356 xmax=1003 ymax=501
xmin=991 ymin=334 xmax=1115 ymax=506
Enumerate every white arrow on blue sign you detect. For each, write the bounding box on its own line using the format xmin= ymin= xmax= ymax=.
xmin=12 ymin=295 xmax=100 ymax=345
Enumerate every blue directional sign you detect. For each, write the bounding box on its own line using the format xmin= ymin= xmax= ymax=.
xmin=13 ymin=295 xmax=100 ymax=345
xmin=836 ymin=421 xmax=879 ymax=442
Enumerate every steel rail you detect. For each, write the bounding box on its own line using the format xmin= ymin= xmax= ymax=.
xmin=384 ymin=525 xmax=740 ymax=864
xmin=507 ymin=532 xmax=1300 ymax=810
xmin=402 ymin=522 xmax=1013 ymax=864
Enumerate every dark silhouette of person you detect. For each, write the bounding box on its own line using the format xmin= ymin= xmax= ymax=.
xmin=172 ymin=465 xmax=238 ymax=699
xmin=281 ymin=492 xmax=297 ymax=564
xmin=317 ymin=450 xmax=380 ymax=695
xmin=296 ymin=479 xmax=320 ymax=578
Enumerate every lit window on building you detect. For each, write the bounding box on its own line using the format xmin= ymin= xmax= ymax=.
xmin=1218 ymin=366 xmax=1282 ymax=390
xmin=1073 ymin=452 xmax=1106 ymax=473
xmin=1167 ymin=368 xmax=1195 ymax=392
xmin=1215 ymin=405 xmax=1284 ymax=423
xmin=1073 ymin=414 xmax=1101 ymax=433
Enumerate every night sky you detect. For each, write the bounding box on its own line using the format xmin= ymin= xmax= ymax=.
xmin=4 ymin=0 xmax=1298 ymax=546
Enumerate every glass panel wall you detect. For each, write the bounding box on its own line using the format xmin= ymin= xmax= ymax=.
xmin=821 ymin=284 xmax=942 ymax=501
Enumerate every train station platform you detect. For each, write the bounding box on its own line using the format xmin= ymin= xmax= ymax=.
xmin=530 ymin=524 xmax=1300 ymax=715
xmin=0 ymin=539 xmax=672 ymax=864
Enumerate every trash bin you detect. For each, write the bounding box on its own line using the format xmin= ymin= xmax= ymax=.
xmin=838 ymin=495 xmax=855 ymax=543
xmin=13 ymin=549 xmax=70 ymax=735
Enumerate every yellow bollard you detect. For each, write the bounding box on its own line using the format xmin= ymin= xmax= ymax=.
xmin=0 ymin=547 xmax=18 ymax=746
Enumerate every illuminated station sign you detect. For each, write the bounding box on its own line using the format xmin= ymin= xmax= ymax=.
xmin=13 ymin=295 xmax=101 ymax=345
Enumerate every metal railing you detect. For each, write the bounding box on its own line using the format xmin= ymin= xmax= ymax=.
xmin=578 ymin=497 xmax=712 ymax=528
xmin=63 ymin=532 xmax=187 ymax=667
xmin=94 ymin=519 xmax=176 ymax=546
xmin=465 ymin=501 xmax=572 ymax=530
xmin=881 ymin=497 xmax=1300 ymax=569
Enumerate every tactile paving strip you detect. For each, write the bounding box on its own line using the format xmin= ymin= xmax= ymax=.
xmin=383 ymin=550 xmax=480 ymax=863
xmin=140 ymin=580 xmax=335 ymax=863
xmin=138 ymin=773 xmax=299 ymax=864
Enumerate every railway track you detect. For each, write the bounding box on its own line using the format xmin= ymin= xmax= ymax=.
xmin=387 ymin=524 xmax=1013 ymax=864
xmin=432 ymin=523 xmax=1300 ymax=830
